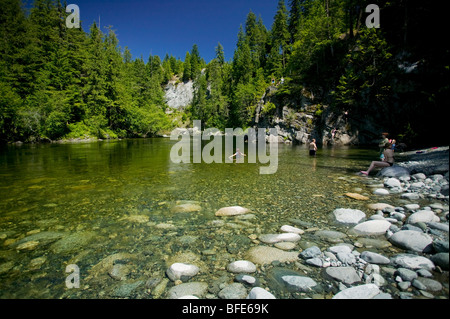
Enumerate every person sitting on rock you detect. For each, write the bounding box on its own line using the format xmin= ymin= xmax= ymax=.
xmin=360 ymin=143 xmax=395 ymax=176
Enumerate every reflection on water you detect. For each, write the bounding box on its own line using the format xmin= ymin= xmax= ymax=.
xmin=1 ymin=139 xmax=382 ymax=298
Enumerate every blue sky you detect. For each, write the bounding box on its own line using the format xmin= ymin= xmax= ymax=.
xmin=64 ymin=0 xmax=280 ymax=63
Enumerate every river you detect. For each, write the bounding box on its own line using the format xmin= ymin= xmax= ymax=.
xmin=0 ymin=138 xmax=439 ymax=299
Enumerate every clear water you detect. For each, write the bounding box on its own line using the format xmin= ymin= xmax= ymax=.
xmin=0 ymin=138 xmax=428 ymax=299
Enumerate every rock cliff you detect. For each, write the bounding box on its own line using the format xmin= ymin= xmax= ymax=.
xmin=253 ymin=85 xmax=385 ymax=146
xmin=164 ymin=80 xmax=194 ymax=110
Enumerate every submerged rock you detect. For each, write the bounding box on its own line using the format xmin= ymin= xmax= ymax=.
xmin=166 ymin=263 xmax=200 ymax=282
xmin=245 ymin=246 xmax=299 ymax=265
xmin=367 ymin=203 xmax=395 ymax=211
xmin=50 ymin=231 xmax=97 ymax=254
xmin=227 ymin=260 xmax=257 ymax=273
xmin=345 ymin=193 xmax=370 ymax=201
xmin=87 ymin=252 xmax=135 ymax=280
xmin=120 ymin=214 xmax=149 ymax=223
xmin=11 ymin=231 xmax=65 ymax=248
xmin=313 ymin=230 xmax=347 ymax=243
xmin=112 ymin=280 xmax=143 ymax=298
xmin=109 ymin=263 xmax=132 ymax=281
xmin=218 ymin=283 xmax=248 ymax=299
xmin=171 ymin=203 xmax=202 ymax=213
xmin=167 ymin=282 xmax=208 ymax=299
xmin=281 ymin=275 xmax=318 ymax=292
xmin=373 ymin=188 xmax=390 ymax=196
xmin=215 ymin=206 xmax=251 ymax=217
xmin=280 ymin=225 xmax=304 ymax=234
xmin=258 ymin=233 xmax=301 ymax=244
xmin=269 ymin=267 xmax=317 ymax=292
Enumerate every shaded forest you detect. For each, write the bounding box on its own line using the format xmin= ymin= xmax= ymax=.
xmin=0 ymin=0 xmax=448 ymax=147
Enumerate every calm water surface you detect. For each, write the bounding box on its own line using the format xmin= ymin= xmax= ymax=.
xmin=0 ymin=138 xmax=387 ymax=298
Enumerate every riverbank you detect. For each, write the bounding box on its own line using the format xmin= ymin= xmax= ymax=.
xmin=395 ymin=146 xmax=449 ymax=177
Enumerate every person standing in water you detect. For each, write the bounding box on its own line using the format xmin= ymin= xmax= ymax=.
xmin=309 ymin=139 xmax=318 ymax=157
xmin=360 ymin=143 xmax=395 ymax=176
xmin=229 ymin=148 xmax=246 ymax=163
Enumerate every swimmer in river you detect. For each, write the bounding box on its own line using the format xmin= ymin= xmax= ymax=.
xmin=229 ymin=148 xmax=246 ymax=162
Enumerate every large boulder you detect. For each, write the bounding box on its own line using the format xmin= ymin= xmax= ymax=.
xmin=377 ymin=166 xmax=410 ymax=178
xmin=388 ymin=230 xmax=434 ymax=253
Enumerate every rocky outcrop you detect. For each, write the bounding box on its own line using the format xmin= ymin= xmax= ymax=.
xmin=252 ymin=86 xmax=384 ymax=146
xmin=164 ymin=80 xmax=194 ymax=110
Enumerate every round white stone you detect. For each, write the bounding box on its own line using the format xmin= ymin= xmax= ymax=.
xmin=227 ymin=260 xmax=257 ymax=273
xmin=166 ymin=263 xmax=199 ymax=281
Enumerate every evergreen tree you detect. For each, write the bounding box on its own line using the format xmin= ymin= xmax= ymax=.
xmin=232 ymin=25 xmax=253 ymax=85
xmin=190 ymin=44 xmax=202 ymax=79
xmin=162 ymin=53 xmax=173 ymax=83
xmin=182 ymin=51 xmax=191 ymax=82
xmin=245 ymin=11 xmax=268 ymax=71
xmin=271 ymin=0 xmax=290 ymax=70
xmin=215 ymin=42 xmax=225 ymax=66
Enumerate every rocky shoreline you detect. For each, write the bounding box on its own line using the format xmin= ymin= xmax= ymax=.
xmin=151 ymin=198 xmax=448 ymax=299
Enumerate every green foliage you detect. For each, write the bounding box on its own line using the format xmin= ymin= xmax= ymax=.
xmin=333 ymin=28 xmax=394 ymax=116
xmin=0 ymin=0 xmax=173 ymax=142
xmin=314 ymin=104 xmax=324 ymax=117
xmin=261 ymin=102 xmax=276 ymax=115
